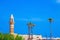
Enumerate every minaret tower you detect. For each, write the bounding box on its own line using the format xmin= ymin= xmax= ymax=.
xmin=10 ymin=14 xmax=14 ymax=35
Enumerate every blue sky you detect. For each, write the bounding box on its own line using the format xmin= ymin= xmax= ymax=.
xmin=0 ymin=0 xmax=60 ymax=37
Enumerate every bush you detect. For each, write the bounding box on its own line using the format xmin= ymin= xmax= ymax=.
xmin=0 ymin=33 xmax=3 ymax=40
xmin=0 ymin=33 xmax=24 ymax=40
xmin=15 ymin=35 xmax=24 ymax=40
xmin=3 ymin=34 xmax=15 ymax=40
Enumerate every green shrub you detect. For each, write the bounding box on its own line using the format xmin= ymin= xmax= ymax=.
xmin=0 ymin=33 xmax=24 ymax=40
xmin=15 ymin=35 xmax=24 ymax=40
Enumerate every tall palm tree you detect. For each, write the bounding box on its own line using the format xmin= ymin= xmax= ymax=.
xmin=48 ymin=18 xmax=53 ymax=40
xmin=27 ymin=22 xmax=35 ymax=40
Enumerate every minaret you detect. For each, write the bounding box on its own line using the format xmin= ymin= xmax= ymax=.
xmin=10 ymin=14 xmax=14 ymax=35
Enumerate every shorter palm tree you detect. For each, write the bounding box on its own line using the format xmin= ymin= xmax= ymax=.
xmin=27 ymin=22 xmax=35 ymax=40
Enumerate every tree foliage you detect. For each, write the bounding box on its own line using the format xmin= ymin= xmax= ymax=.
xmin=15 ymin=35 xmax=24 ymax=40
xmin=0 ymin=33 xmax=24 ymax=40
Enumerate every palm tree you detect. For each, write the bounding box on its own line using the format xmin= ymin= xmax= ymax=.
xmin=48 ymin=18 xmax=53 ymax=40
xmin=27 ymin=22 xmax=35 ymax=40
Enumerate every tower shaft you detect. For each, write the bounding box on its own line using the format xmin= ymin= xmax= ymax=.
xmin=10 ymin=14 xmax=14 ymax=35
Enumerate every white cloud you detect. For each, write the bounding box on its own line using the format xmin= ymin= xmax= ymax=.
xmin=16 ymin=18 xmax=43 ymax=22
xmin=56 ymin=0 xmax=60 ymax=3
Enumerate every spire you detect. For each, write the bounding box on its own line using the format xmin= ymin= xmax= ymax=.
xmin=11 ymin=14 xmax=14 ymax=19
xmin=10 ymin=14 xmax=14 ymax=35
xmin=10 ymin=14 xmax=14 ymax=22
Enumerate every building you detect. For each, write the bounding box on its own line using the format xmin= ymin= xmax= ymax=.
xmin=10 ymin=14 xmax=14 ymax=35
xmin=9 ymin=14 xmax=42 ymax=40
xmin=9 ymin=14 xmax=60 ymax=40
xmin=10 ymin=14 xmax=60 ymax=40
